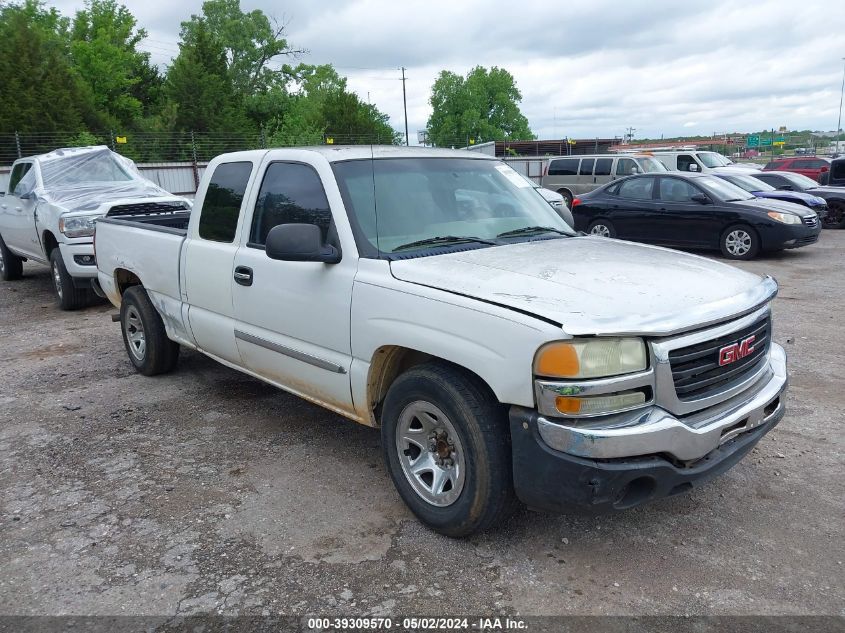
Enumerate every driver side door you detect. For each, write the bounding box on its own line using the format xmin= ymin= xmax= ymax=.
xmin=1 ymin=161 xmax=40 ymax=258
xmin=652 ymin=176 xmax=720 ymax=247
xmin=231 ymin=160 xmax=356 ymax=418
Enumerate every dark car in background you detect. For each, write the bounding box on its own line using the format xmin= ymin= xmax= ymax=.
xmin=750 ymin=171 xmax=845 ymax=228
xmin=818 ymin=156 xmax=845 ymax=187
xmin=572 ymin=173 xmax=821 ymax=260
xmin=714 ymin=172 xmax=828 ymax=218
xmin=762 ymin=156 xmax=831 ymax=182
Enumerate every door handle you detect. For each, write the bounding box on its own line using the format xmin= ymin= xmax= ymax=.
xmin=0 ymin=204 xmax=6 ymax=209
xmin=15 ymin=207 xmax=22 ymax=212
xmin=233 ymin=266 xmax=253 ymax=286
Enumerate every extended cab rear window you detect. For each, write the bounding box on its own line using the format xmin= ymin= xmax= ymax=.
xmin=198 ymin=162 xmax=253 ymax=242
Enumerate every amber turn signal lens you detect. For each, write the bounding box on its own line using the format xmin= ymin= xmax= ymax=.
xmin=554 ymin=396 xmax=582 ymax=414
xmin=535 ymin=343 xmax=579 ymax=377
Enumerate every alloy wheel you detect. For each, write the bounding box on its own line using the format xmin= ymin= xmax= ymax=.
xmin=51 ymin=260 xmax=63 ymax=299
xmin=725 ymin=229 xmax=752 ymax=256
xmin=590 ymin=224 xmax=611 ymax=237
xmin=395 ymin=401 xmax=466 ymax=507
xmin=124 ymin=306 xmax=146 ymax=361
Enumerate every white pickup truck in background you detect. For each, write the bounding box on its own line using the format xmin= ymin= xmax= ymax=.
xmin=94 ymin=146 xmax=788 ymax=536
xmin=0 ymin=146 xmax=189 ymax=309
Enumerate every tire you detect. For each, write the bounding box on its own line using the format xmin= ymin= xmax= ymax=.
xmin=49 ymin=248 xmax=90 ymax=310
xmin=557 ymin=189 xmax=573 ymax=209
xmin=120 ymin=285 xmax=180 ymax=376
xmin=380 ymin=363 xmax=517 ymax=537
xmin=720 ymin=224 xmax=760 ymax=260
xmin=587 ymin=219 xmax=616 ymax=238
xmin=0 ymin=234 xmax=23 ymax=281
xmin=822 ymin=200 xmax=845 ymax=229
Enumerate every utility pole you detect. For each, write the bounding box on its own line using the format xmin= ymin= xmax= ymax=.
xmin=625 ymin=127 xmax=636 ymax=143
xmin=401 ymin=67 xmax=409 ymax=146
xmin=837 ymin=57 xmax=845 ymax=152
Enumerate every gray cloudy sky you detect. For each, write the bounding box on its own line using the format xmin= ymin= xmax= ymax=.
xmin=52 ymin=0 xmax=845 ymax=144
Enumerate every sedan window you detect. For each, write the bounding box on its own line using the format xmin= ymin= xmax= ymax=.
xmin=658 ymin=178 xmax=701 ymax=202
xmin=616 ymin=177 xmax=654 ymax=200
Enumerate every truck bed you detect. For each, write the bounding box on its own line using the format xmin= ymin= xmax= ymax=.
xmin=95 ymin=209 xmax=191 ymax=316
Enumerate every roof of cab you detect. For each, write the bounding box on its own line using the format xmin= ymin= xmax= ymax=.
xmin=229 ymin=145 xmax=498 ymax=163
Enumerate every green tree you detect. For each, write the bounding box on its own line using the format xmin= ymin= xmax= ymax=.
xmin=166 ymin=20 xmax=253 ymax=138
xmin=267 ymin=64 xmax=400 ymax=146
xmin=180 ymin=0 xmax=303 ymax=95
xmin=427 ymin=66 xmax=534 ymax=147
xmin=0 ymin=1 xmax=93 ymax=135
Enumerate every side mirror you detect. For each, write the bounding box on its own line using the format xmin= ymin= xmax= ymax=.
xmin=630 ymin=166 xmax=639 ymax=175
xmin=688 ymin=163 xmax=699 ymax=172
xmin=265 ymin=223 xmax=340 ymax=264
xmin=691 ymin=193 xmax=711 ymax=205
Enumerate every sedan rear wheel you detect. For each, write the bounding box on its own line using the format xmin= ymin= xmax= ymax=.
xmin=587 ymin=219 xmax=616 ymax=238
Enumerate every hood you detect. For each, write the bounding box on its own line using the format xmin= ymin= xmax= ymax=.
xmin=389 ymin=237 xmax=776 ymax=336
xmin=807 ymin=185 xmax=845 ymax=197
xmin=753 ymin=190 xmax=826 ymax=206
xmin=735 ymin=197 xmax=817 ymax=217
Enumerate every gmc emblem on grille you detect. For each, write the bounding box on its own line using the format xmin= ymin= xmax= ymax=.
xmin=718 ymin=335 xmax=756 ymax=366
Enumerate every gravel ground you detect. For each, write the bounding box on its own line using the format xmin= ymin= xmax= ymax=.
xmin=0 ymin=234 xmax=843 ymax=618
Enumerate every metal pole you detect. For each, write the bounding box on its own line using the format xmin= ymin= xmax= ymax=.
xmin=14 ymin=131 xmax=21 ymax=158
xmin=401 ymin=67 xmax=409 ymax=146
xmin=836 ymin=57 xmax=845 ymax=151
xmin=190 ymin=131 xmax=199 ymax=191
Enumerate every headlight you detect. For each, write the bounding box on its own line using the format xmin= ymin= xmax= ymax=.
xmin=534 ymin=338 xmax=647 ymax=379
xmin=767 ymin=211 xmax=801 ymax=225
xmin=59 ymin=214 xmax=99 ymax=238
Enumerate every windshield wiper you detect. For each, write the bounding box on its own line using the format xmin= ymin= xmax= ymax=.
xmin=391 ymin=235 xmax=499 ymax=252
xmin=496 ymin=225 xmax=570 ymax=238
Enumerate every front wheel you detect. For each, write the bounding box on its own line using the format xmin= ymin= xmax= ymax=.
xmin=720 ymin=224 xmax=760 ymax=260
xmin=0 ymin=234 xmax=23 ymax=281
xmin=587 ymin=219 xmax=616 ymax=238
xmin=120 ymin=285 xmax=180 ymax=376
xmin=557 ymin=189 xmax=573 ymax=208
xmin=381 ymin=363 xmax=517 ymax=537
xmin=50 ymin=249 xmax=90 ymax=310
xmin=822 ymin=200 xmax=845 ymax=229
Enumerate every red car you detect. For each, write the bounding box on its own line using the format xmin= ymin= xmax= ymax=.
xmin=762 ymin=156 xmax=831 ymax=183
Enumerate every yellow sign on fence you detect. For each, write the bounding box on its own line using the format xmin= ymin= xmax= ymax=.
xmin=115 ymin=136 xmax=127 ymax=144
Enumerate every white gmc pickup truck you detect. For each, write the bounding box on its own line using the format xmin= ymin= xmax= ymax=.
xmin=0 ymin=146 xmax=189 ymax=309
xmin=94 ymin=147 xmax=787 ymax=536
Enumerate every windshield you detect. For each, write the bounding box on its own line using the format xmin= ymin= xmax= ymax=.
xmin=696 ymin=152 xmax=732 ymax=168
xmin=40 ymin=151 xmax=135 ymax=188
xmin=723 ymin=174 xmax=775 ymax=192
xmin=781 ymin=172 xmax=820 ymax=190
xmin=637 ymin=157 xmax=668 ymax=173
xmin=697 ymin=175 xmax=756 ymax=201
xmin=332 ymin=158 xmax=574 ymax=257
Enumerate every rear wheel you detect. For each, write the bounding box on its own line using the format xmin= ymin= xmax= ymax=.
xmin=50 ymin=249 xmax=90 ymax=310
xmin=381 ymin=363 xmax=517 ymax=537
xmin=0 ymin=234 xmax=23 ymax=281
xmin=822 ymin=200 xmax=845 ymax=229
xmin=557 ymin=189 xmax=573 ymax=209
xmin=587 ymin=219 xmax=616 ymax=238
xmin=120 ymin=285 xmax=180 ymax=376
xmin=720 ymin=224 xmax=760 ymax=260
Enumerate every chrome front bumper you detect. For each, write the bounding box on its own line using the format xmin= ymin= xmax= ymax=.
xmin=536 ymin=343 xmax=787 ymax=462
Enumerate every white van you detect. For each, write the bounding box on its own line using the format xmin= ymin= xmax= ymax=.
xmin=652 ymin=150 xmax=757 ymax=173
xmin=541 ymin=154 xmax=667 ymax=207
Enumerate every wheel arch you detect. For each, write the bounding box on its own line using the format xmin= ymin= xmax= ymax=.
xmin=113 ymin=268 xmax=143 ymax=295
xmin=365 ymin=345 xmax=498 ymax=427
xmin=41 ymin=230 xmax=59 ymax=256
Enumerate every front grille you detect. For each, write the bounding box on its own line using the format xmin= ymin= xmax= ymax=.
xmin=107 ymin=201 xmax=188 ymax=217
xmin=803 ymin=215 xmax=819 ymax=228
xmin=668 ymin=316 xmax=770 ymax=401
